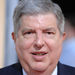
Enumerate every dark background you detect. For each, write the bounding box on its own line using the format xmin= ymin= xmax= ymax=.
xmin=52 ymin=0 xmax=75 ymax=27
xmin=52 ymin=0 xmax=75 ymax=16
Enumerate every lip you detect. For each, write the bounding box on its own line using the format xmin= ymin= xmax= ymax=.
xmin=31 ymin=51 xmax=48 ymax=61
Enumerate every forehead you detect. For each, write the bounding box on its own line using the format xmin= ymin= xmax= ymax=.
xmin=20 ymin=13 xmax=57 ymax=29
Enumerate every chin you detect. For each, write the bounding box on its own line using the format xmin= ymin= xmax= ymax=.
xmin=33 ymin=67 xmax=46 ymax=72
xmin=31 ymin=62 xmax=49 ymax=71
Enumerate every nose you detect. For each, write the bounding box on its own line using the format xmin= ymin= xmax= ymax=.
xmin=34 ymin=32 xmax=44 ymax=50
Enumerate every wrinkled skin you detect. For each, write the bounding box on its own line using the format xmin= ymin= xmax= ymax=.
xmin=12 ymin=13 xmax=65 ymax=75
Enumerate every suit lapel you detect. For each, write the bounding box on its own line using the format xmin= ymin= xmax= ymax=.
xmin=12 ymin=63 xmax=23 ymax=75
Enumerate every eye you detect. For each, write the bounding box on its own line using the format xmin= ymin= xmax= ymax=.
xmin=23 ymin=31 xmax=33 ymax=35
xmin=22 ymin=30 xmax=36 ymax=36
xmin=25 ymin=32 xmax=32 ymax=34
xmin=46 ymin=32 xmax=54 ymax=35
xmin=47 ymin=32 xmax=52 ymax=34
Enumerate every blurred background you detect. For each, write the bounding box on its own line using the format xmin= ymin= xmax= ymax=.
xmin=0 ymin=0 xmax=75 ymax=68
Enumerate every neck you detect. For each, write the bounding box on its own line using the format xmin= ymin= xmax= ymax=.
xmin=28 ymin=70 xmax=52 ymax=75
xmin=25 ymin=65 xmax=57 ymax=75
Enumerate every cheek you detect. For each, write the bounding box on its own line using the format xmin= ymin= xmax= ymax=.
xmin=15 ymin=39 xmax=33 ymax=60
xmin=17 ymin=38 xmax=34 ymax=50
xmin=24 ymin=39 xmax=35 ymax=50
xmin=45 ymin=39 xmax=62 ymax=63
xmin=45 ymin=39 xmax=56 ymax=51
xmin=45 ymin=38 xmax=62 ymax=54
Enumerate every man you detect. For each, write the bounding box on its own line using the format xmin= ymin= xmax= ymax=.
xmin=0 ymin=0 xmax=75 ymax=75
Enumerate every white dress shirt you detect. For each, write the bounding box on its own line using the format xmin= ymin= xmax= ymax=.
xmin=22 ymin=66 xmax=57 ymax=75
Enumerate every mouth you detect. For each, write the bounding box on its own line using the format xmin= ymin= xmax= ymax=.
xmin=31 ymin=51 xmax=48 ymax=61
xmin=31 ymin=52 xmax=48 ymax=56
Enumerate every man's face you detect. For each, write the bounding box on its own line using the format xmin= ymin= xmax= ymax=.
xmin=12 ymin=13 xmax=65 ymax=72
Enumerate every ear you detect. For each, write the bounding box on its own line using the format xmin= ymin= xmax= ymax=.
xmin=62 ymin=32 xmax=66 ymax=41
xmin=11 ymin=32 xmax=16 ymax=43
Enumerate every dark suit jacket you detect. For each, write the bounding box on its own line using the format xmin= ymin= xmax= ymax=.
xmin=0 ymin=62 xmax=75 ymax=75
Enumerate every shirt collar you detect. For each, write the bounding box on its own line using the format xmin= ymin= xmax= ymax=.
xmin=22 ymin=66 xmax=57 ymax=75
xmin=52 ymin=66 xmax=57 ymax=75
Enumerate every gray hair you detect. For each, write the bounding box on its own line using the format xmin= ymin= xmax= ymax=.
xmin=13 ymin=0 xmax=65 ymax=35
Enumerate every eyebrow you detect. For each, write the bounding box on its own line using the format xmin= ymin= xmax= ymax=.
xmin=21 ymin=26 xmax=56 ymax=33
xmin=21 ymin=28 xmax=34 ymax=33
xmin=43 ymin=27 xmax=56 ymax=32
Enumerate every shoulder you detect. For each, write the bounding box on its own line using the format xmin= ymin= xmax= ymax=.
xmin=58 ymin=62 xmax=75 ymax=75
xmin=0 ymin=63 xmax=22 ymax=75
